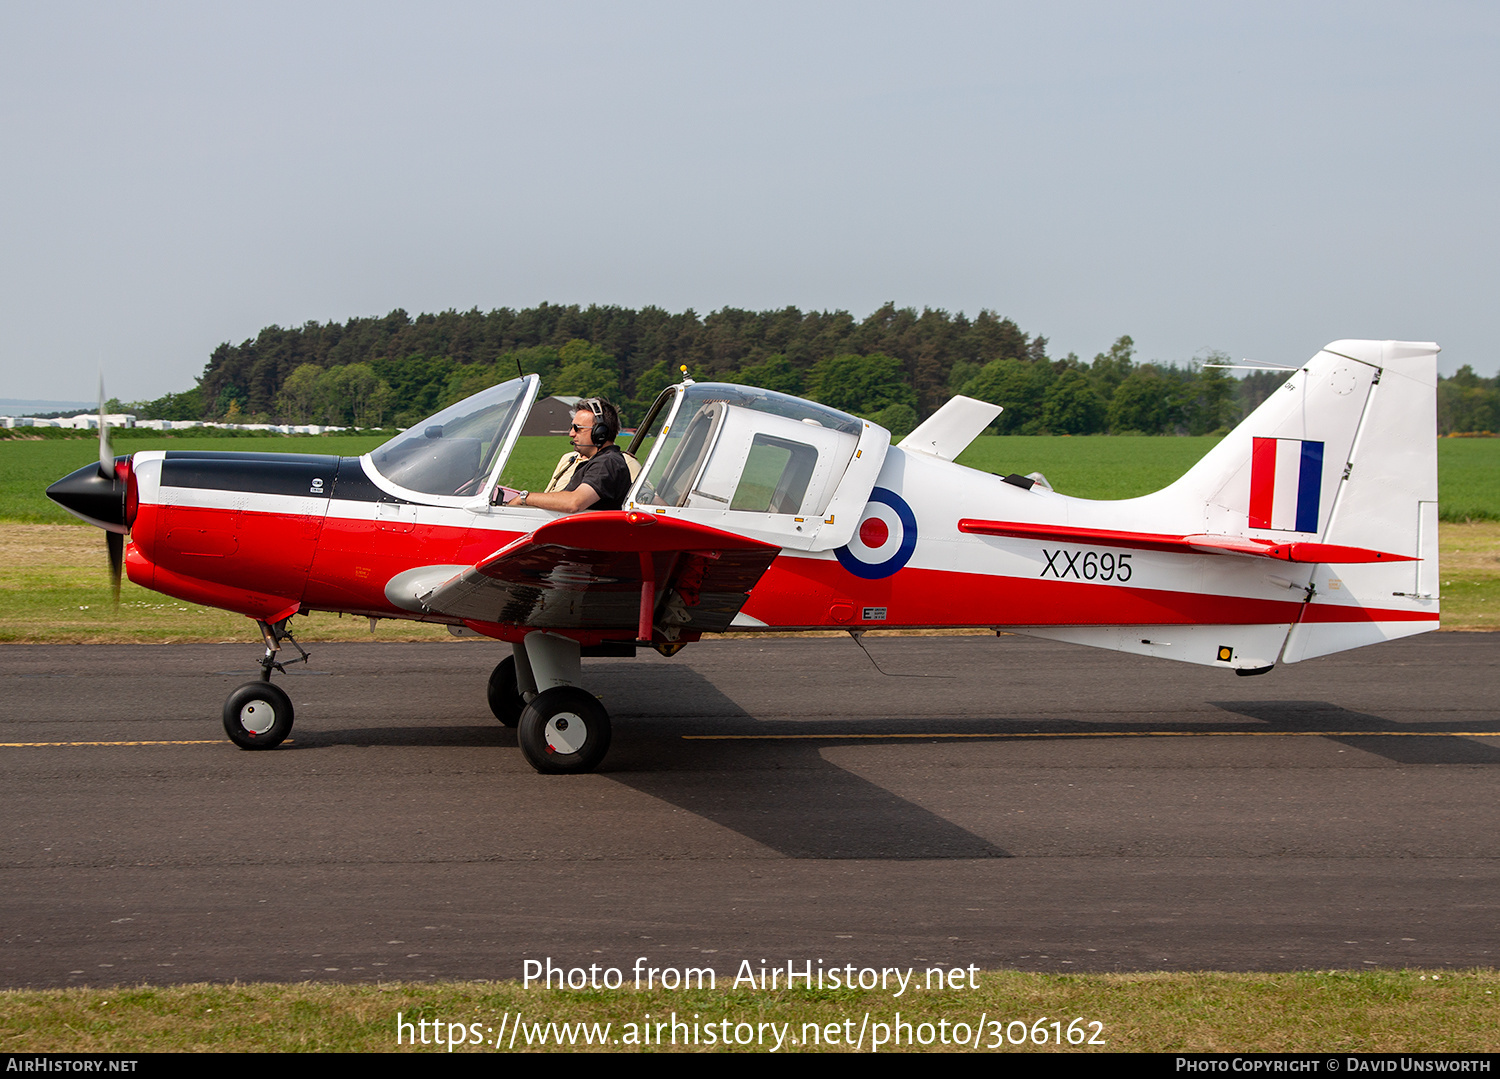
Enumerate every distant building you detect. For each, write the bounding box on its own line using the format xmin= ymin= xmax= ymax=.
xmin=134 ymin=419 xmax=204 ymax=430
xmin=7 ymin=416 xmax=353 ymax=435
xmin=0 ymin=414 xmax=134 ymax=429
xmin=55 ymin=413 xmax=136 ymax=429
xmin=521 ymin=395 xmax=583 ymax=436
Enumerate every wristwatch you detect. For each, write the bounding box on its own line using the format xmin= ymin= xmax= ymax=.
xmin=518 ymin=491 xmax=529 ymax=506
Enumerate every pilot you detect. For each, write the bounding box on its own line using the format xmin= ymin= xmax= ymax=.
xmin=506 ymin=398 xmax=633 ymax=512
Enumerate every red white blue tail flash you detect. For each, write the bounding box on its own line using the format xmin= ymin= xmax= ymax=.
xmin=1250 ymin=437 xmax=1324 ymax=533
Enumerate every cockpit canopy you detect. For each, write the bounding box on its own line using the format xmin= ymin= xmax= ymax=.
xmin=362 ymin=374 xmax=882 ymax=542
xmin=629 ymin=384 xmax=863 ymax=518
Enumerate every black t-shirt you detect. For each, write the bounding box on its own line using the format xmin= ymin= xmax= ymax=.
xmin=564 ymin=444 xmax=632 ymax=511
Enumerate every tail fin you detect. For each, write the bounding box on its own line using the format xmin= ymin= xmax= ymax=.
xmin=1155 ymin=339 xmax=1440 ymax=659
xmin=1278 ymin=341 xmax=1440 ymax=659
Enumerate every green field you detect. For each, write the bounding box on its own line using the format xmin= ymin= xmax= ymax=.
xmin=7 ymin=433 xmax=1494 ymax=524
xmin=2 ymin=970 xmax=1496 ymax=1053
xmin=955 ymin=435 xmax=1228 ymax=501
xmin=1427 ymin=438 xmax=1500 ymax=521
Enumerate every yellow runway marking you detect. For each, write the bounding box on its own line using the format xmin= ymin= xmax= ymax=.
xmin=685 ymin=730 xmax=1500 ymax=741
xmin=2 ymin=740 xmax=233 ymax=747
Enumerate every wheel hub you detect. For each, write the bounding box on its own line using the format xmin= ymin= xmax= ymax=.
xmin=239 ymin=701 xmax=276 ymax=735
xmin=544 ymin=711 xmax=586 ymax=754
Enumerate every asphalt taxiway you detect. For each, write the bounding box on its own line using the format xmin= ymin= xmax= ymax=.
xmin=2 ymin=632 xmax=1496 ymax=987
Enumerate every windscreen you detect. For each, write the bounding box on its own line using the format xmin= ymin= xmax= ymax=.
xmin=369 ymin=377 xmax=532 ymax=497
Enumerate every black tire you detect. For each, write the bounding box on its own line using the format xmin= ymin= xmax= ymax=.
xmin=517 ymin=687 xmax=611 ymax=774
xmin=222 ymin=681 xmax=294 ymax=750
xmin=487 ymin=657 xmax=524 ymax=727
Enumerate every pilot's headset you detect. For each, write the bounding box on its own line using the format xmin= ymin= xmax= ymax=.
xmin=580 ymin=398 xmax=616 ymax=446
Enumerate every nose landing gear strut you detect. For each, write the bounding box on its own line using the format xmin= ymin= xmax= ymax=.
xmin=221 ymin=618 xmax=309 ymax=750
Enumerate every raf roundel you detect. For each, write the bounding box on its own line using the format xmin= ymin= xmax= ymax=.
xmin=835 ymin=487 xmax=918 ymax=580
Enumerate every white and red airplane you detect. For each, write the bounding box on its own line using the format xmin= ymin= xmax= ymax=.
xmin=47 ymin=339 xmax=1440 ymax=774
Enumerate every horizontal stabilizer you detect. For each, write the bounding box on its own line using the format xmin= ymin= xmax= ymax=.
xmin=957 ymin=519 xmax=1417 ymax=564
xmin=897 ymin=395 xmax=1002 ymax=461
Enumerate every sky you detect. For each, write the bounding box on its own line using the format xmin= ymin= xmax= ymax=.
xmin=2 ymin=1 xmax=1496 ymax=403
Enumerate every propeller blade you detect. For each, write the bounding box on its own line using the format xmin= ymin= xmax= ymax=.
xmin=106 ymin=530 xmax=124 ymax=608
xmin=97 ymin=373 xmax=114 ymax=480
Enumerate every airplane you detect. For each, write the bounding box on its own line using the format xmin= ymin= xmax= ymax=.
xmin=46 ymin=339 xmax=1440 ymax=775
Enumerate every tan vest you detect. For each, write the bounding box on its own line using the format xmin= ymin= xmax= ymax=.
xmin=543 ymin=449 xmax=642 ymax=493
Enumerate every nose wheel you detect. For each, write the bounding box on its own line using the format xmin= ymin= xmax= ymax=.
xmin=223 ymin=681 xmax=294 ymax=749
xmin=516 ymin=687 xmax=611 ymax=774
xmin=221 ymin=616 xmax=306 ymax=750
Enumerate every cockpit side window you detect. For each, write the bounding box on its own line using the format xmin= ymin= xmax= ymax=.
xmin=731 ymin=435 xmax=818 ymax=514
xmin=644 ymin=402 xmax=724 ymax=507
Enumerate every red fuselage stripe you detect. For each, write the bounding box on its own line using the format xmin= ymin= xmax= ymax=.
xmin=744 ymin=557 xmax=1436 ymax=628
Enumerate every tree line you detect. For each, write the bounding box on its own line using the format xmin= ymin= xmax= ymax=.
xmin=120 ymin=304 xmax=1498 ymax=436
xmin=1438 ymin=366 xmax=1500 ymax=435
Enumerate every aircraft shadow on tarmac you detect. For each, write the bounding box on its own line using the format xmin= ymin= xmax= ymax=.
xmin=290 ymin=661 xmax=1013 ymax=861
xmin=596 ymin=657 xmax=1010 ymax=860
xmin=602 ymin=738 xmax=1014 ymax=861
xmin=1212 ymin=700 xmax=1500 ymax=765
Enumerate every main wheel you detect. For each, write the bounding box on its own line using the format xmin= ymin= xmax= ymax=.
xmin=516 ymin=687 xmax=611 ymax=774
xmin=222 ymin=681 xmax=294 ymax=750
xmin=486 ymin=656 xmax=524 ymax=727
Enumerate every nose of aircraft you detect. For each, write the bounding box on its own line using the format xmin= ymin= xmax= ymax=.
xmin=46 ymin=460 xmax=129 ymax=532
xmin=47 ymin=457 xmax=131 ymax=605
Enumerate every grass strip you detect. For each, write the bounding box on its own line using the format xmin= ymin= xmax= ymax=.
xmin=2 ymin=971 xmax=1496 ymax=1053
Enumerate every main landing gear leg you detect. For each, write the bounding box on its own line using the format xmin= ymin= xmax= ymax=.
xmin=514 ymin=632 xmax=611 ymax=775
xmin=222 ymin=618 xmax=309 ymax=750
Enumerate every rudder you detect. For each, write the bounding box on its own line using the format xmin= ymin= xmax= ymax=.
xmin=1279 ymin=340 xmax=1440 ymax=660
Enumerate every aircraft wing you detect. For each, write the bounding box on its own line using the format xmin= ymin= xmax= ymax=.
xmin=417 ymin=511 xmax=782 ymax=636
xmin=956 ymin=519 xmax=1418 ymax=564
